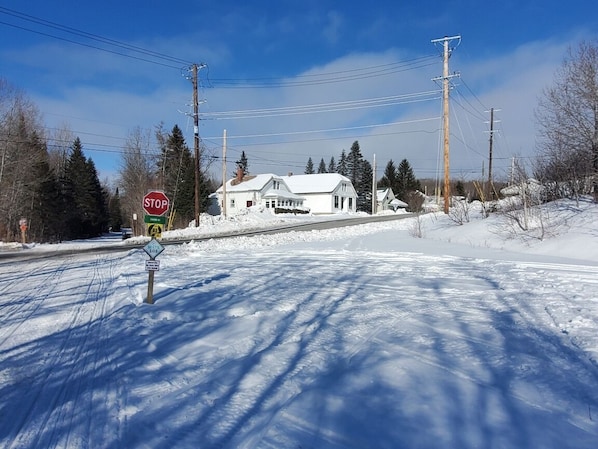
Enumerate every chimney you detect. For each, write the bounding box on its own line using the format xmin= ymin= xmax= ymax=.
xmin=288 ymin=172 xmax=293 ymax=177
xmin=236 ymin=167 xmax=244 ymax=183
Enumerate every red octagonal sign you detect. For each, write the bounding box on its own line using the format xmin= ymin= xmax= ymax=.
xmin=143 ymin=190 xmax=170 ymax=216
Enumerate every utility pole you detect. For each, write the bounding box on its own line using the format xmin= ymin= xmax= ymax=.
xmin=432 ymin=35 xmax=461 ymax=214
xmin=222 ymin=129 xmax=227 ymax=218
xmin=372 ymin=153 xmax=377 ymax=214
xmin=485 ymin=108 xmax=500 ymax=199
xmin=192 ymin=63 xmax=201 ymax=227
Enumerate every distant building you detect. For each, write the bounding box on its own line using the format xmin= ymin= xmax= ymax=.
xmin=376 ymin=188 xmax=407 ymax=212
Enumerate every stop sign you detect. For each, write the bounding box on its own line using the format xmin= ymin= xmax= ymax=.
xmin=143 ymin=191 xmax=170 ymax=216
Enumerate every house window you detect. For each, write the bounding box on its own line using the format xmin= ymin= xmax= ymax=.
xmin=266 ymin=201 xmax=270 ymax=208
xmin=273 ymin=180 xmax=280 ymax=190
xmin=334 ymin=195 xmax=339 ymax=209
xmin=230 ymin=198 xmax=235 ymax=208
xmin=349 ymin=197 xmax=353 ymax=210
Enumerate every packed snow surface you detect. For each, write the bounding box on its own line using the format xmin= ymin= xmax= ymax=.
xmin=1 ymin=199 xmax=598 ymax=448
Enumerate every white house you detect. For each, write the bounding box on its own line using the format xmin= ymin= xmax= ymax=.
xmin=213 ymin=173 xmax=306 ymax=215
xmin=376 ymin=188 xmax=408 ymax=212
xmin=282 ymin=173 xmax=357 ymax=214
xmin=211 ymin=172 xmax=358 ymax=216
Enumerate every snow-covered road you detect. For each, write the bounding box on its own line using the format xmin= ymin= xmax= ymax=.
xmin=1 ymin=217 xmax=598 ymax=448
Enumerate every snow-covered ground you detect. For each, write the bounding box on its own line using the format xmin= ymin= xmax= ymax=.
xmin=1 ymin=199 xmax=598 ymax=448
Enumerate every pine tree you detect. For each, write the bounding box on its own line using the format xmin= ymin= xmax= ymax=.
xmin=305 ymin=157 xmax=315 ymax=174
xmin=396 ymin=158 xmax=421 ymax=201
xmin=328 ymin=156 xmax=336 ymax=173
xmin=62 ymin=138 xmax=107 ymax=239
xmin=236 ymin=151 xmax=249 ymax=176
xmin=359 ymin=159 xmax=373 ymax=214
xmin=108 ymin=187 xmax=124 ymax=231
xmin=378 ymin=160 xmax=397 ymax=191
xmin=337 ymin=150 xmax=348 ymax=176
xmin=27 ymin=131 xmax=64 ymax=242
xmin=162 ymin=125 xmax=195 ymax=226
xmin=346 ymin=141 xmax=363 ymax=187
xmin=317 ymin=158 xmax=327 ymax=173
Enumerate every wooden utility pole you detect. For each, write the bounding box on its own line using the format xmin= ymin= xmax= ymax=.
xmin=432 ymin=35 xmax=461 ymax=214
xmin=372 ymin=153 xmax=377 ymax=214
xmin=487 ymin=107 xmax=494 ymax=198
xmin=222 ymin=129 xmax=227 ymax=217
xmin=486 ymin=108 xmax=501 ymax=199
xmin=192 ymin=63 xmax=201 ymax=227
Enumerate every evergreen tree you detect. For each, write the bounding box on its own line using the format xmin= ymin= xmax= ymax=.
xmin=328 ymin=156 xmax=336 ymax=173
xmin=108 ymin=187 xmax=124 ymax=231
xmin=317 ymin=158 xmax=327 ymax=173
xmin=346 ymin=141 xmax=363 ymax=187
xmin=236 ymin=151 xmax=249 ymax=176
xmin=396 ymin=158 xmax=421 ymax=201
xmin=305 ymin=157 xmax=315 ymax=174
xmin=378 ymin=160 xmax=397 ymax=191
xmin=161 ymin=125 xmax=195 ymax=226
xmin=337 ymin=150 xmax=348 ymax=176
xmin=359 ymin=159 xmax=373 ymax=214
xmin=62 ymin=138 xmax=107 ymax=239
xmin=26 ymin=131 xmax=64 ymax=242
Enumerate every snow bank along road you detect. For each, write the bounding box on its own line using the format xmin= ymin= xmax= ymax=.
xmin=1 ymin=232 xmax=598 ymax=448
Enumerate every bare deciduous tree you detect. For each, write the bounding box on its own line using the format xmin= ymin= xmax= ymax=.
xmin=118 ymin=127 xmax=155 ymax=236
xmin=0 ymin=79 xmax=47 ymax=240
xmin=535 ymin=41 xmax=598 ymax=200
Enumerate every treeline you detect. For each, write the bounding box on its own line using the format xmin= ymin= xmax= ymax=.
xmin=0 ymin=81 xmax=108 ymax=242
xmin=0 ymin=79 xmax=215 ymax=242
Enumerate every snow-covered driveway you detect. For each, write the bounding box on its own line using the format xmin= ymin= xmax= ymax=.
xmin=1 ymin=223 xmax=598 ymax=448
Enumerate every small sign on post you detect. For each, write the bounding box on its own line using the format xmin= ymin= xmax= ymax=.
xmin=19 ymin=218 xmax=27 ymax=244
xmin=143 ymin=236 xmax=165 ymax=305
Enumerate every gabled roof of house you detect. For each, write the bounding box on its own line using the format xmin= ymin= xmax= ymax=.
xmin=217 ymin=173 xmax=279 ymax=193
xmin=377 ymin=188 xmax=392 ymax=201
xmin=282 ymin=173 xmax=353 ymax=194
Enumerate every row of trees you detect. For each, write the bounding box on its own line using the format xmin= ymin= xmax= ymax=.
xmin=0 ymin=80 xmax=109 ymax=242
xmin=0 ymin=78 xmax=215 ymax=242
xmin=304 ymin=141 xmax=375 ymax=212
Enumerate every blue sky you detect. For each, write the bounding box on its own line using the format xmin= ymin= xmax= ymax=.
xmin=1 ymin=1 xmax=597 ymax=186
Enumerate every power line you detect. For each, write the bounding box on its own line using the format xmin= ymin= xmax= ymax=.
xmin=207 ymin=56 xmax=439 ymax=88
xmin=0 ymin=6 xmax=192 ymax=69
xmin=201 ymin=91 xmax=442 ymax=120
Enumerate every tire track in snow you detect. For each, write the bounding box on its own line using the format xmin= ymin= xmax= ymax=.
xmin=0 ymin=258 xmax=71 ymax=349
xmin=5 ymin=254 xmax=123 ymax=449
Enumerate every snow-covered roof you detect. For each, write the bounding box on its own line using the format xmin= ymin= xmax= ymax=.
xmin=377 ymin=188 xmax=391 ymax=201
xmin=217 ymin=173 xmax=279 ymax=193
xmin=390 ymin=198 xmax=408 ymax=208
xmin=282 ymin=173 xmax=352 ymax=194
xmin=262 ymin=189 xmax=304 ymax=200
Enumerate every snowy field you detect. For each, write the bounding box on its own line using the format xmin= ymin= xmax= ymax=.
xmin=1 ymin=199 xmax=598 ymax=448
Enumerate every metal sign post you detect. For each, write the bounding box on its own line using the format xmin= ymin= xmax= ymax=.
xmin=143 ymin=238 xmax=165 ymax=304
